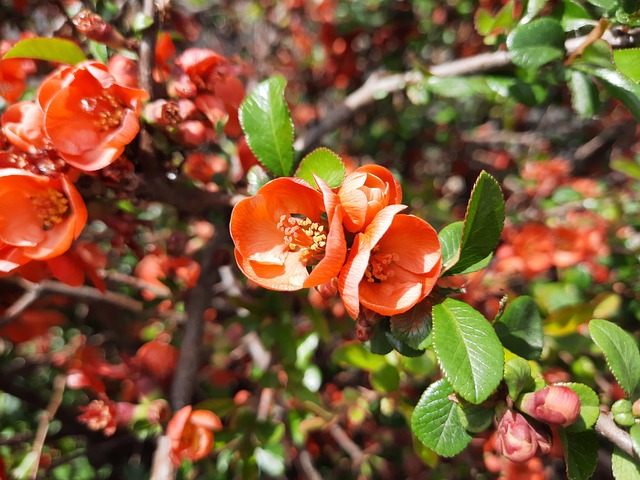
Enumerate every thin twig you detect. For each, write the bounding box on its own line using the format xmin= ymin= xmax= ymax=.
xmin=595 ymin=410 xmax=638 ymax=459
xmin=29 ymin=375 xmax=66 ymax=480
xmin=150 ymin=435 xmax=175 ymax=480
xmin=0 ymin=284 xmax=42 ymax=328
xmin=329 ymin=423 xmax=365 ymax=469
xmin=169 ymin=235 xmax=219 ymax=410
xmin=298 ymin=448 xmax=322 ymax=480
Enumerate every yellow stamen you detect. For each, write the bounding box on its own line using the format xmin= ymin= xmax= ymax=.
xmin=30 ymin=188 xmax=69 ymax=230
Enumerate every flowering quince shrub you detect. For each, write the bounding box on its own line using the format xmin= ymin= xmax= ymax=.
xmin=1 ymin=1 xmax=640 ymax=479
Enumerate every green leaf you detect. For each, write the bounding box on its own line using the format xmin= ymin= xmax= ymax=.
xmin=239 ymin=76 xmax=294 ymax=177
xmin=294 ymin=148 xmax=346 ymax=188
xmin=630 ymin=424 xmax=640 ymax=458
xmin=426 ymin=76 xmax=493 ymax=98
xmin=504 ymin=354 xmax=533 ymax=399
xmin=559 ymin=429 xmax=598 ymax=480
xmin=614 ymin=49 xmax=640 ymax=82
xmin=439 ymin=222 xmax=463 ymax=271
xmin=522 ymin=0 xmax=547 ymax=23
xmin=332 ymin=341 xmax=388 ymax=372
xmin=568 ymin=70 xmax=600 ymax=117
xmin=446 ymin=171 xmax=504 ymax=276
xmin=589 ymin=319 xmax=640 ymax=397
xmin=612 ymin=447 xmax=640 ymax=480
xmin=557 ymin=382 xmax=600 ymax=432
xmin=370 ymin=364 xmax=400 ymax=392
xmin=3 ymin=37 xmax=86 ymax=65
xmin=432 ymin=298 xmax=504 ymax=403
xmin=246 ymin=165 xmax=270 ymax=196
xmin=507 ymin=18 xmax=566 ymax=69
xmin=586 ymin=0 xmax=618 ymax=11
xmin=561 ymin=0 xmax=597 ymax=31
xmin=132 ymin=12 xmax=154 ymax=32
xmin=457 ymin=402 xmax=494 ymax=433
xmin=255 ymin=446 xmax=286 ymax=477
xmin=390 ymin=300 xmax=432 ymax=350
xmin=411 ymin=378 xmax=473 ymax=457
xmin=494 ymin=296 xmax=543 ymax=360
xmin=611 ymin=158 xmax=640 ymax=180
xmin=589 ymin=67 xmax=640 ymax=122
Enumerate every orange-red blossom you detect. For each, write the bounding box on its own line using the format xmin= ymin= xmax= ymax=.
xmin=166 ymin=405 xmax=222 ymax=466
xmin=37 ymin=61 xmax=149 ymax=171
xmin=230 ymin=177 xmax=346 ymax=290
xmin=230 ymin=165 xmax=442 ymax=319
xmin=0 ymin=169 xmax=87 ymax=273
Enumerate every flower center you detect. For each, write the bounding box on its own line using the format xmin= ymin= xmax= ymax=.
xmin=364 ymin=245 xmax=399 ymax=283
xmin=30 ymin=188 xmax=70 ymax=230
xmin=81 ymin=93 xmax=125 ymax=131
xmin=277 ymin=214 xmax=327 ymax=258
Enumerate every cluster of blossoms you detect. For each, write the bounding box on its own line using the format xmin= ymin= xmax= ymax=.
xmin=0 ymin=59 xmax=148 ymax=278
xmin=230 ymin=164 xmax=442 ymax=320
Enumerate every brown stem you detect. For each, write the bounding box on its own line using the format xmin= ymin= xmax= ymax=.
xmin=595 ymin=410 xmax=638 ymax=459
xmin=150 ymin=435 xmax=175 ymax=480
xmin=29 ymin=375 xmax=66 ymax=480
xmin=329 ymin=423 xmax=365 ymax=469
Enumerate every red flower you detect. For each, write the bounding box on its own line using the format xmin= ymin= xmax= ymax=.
xmin=338 ymin=209 xmax=441 ymax=318
xmin=167 ymin=406 xmax=222 ymax=466
xmin=0 ymin=309 xmax=65 ymax=344
xmin=0 ymin=169 xmax=87 ymax=273
xmin=37 ymin=61 xmax=149 ymax=171
xmin=337 ymin=164 xmax=402 ymax=233
xmin=0 ymin=40 xmax=36 ymax=103
xmin=133 ymin=340 xmax=179 ymax=387
xmin=230 ymin=177 xmax=346 ymax=290
xmin=78 ymin=399 xmax=118 ymax=436
xmin=1 ymin=101 xmax=46 ymax=153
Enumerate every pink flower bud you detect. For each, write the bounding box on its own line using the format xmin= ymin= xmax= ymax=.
xmin=632 ymin=398 xmax=640 ymax=418
xmin=495 ymin=411 xmax=539 ymax=463
xmin=518 ymin=385 xmax=581 ymax=428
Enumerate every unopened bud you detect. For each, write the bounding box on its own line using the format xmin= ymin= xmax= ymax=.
xmin=72 ymin=10 xmax=129 ymax=50
xmin=612 ymin=399 xmax=636 ymax=427
xmin=316 ymin=278 xmax=338 ymax=300
xmin=355 ymin=316 xmax=373 ymax=342
xmin=633 ymin=398 xmax=640 ymax=418
xmin=495 ymin=410 xmax=539 ymax=463
xmin=517 ymin=385 xmax=581 ymax=428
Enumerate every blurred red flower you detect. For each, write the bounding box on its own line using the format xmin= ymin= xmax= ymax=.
xmin=167 ymin=405 xmax=222 ymax=466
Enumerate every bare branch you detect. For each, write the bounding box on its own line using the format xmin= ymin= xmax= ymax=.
xmin=29 ymin=375 xmax=66 ymax=480
xmin=595 ymin=411 xmax=638 ymax=459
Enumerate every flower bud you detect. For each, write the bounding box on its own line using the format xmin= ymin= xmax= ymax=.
xmin=316 ymin=278 xmax=338 ymax=300
xmin=495 ymin=410 xmax=539 ymax=463
xmin=633 ymin=398 xmax=640 ymax=418
xmin=517 ymin=385 xmax=581 ymax=428
xmin=72 ymin=10 xmax=129 ymax=50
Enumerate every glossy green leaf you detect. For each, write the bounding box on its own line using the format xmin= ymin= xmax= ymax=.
xmin=589 ymin=67 xmax=640 ymax=122
xmin=3 ymin=37 xmax=86 ymax=64
xmin=446 ymin=171 xmax=504 ymax=275
xmin=239 ymin=76 xmax=294 ymax=177
xmin=614 ymin=48 xmax=640 ymax=83
xmin=504 ymin=355 xmax=533 ymax=400
xmin=558 ymin=382 xmax=600 ymax=432
xmin=561 ymin=0 xmax=597 ymax=31
xmin=559 ymin=429 xmax=598 ymax=480
xmin=432 ymin=298 xmax=504 ymax=403
xmin=586 ymin=0 xmax=617 ymax=10
xmin=507 ymin=18 xmax=565 ymax=69
xmin=589 ymin=319 xmax=640 ymax=397
xmin=411 ymin=378 xmax=473 ymax=457
xmin=630 ymin=424 xmax=640 ymax=458
xmin=295 ymin=148 xmax=346 ymax=188
xmin=439 ymin=222 xmax=463 ymax=270
xmin=390 ymin=301 xmax=432 ymax=350
xmin=612 ymin=447 xmax=640 ymax=480
xmin=568 ymin=70 xmax=600 ymax=118
xmin=132 ymin=12 xmax=154 ymax=32
xmin=332 ymin=341 xmax=387 ymax=372
xmin=495 ymin=296 xmax=543 ymax=360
